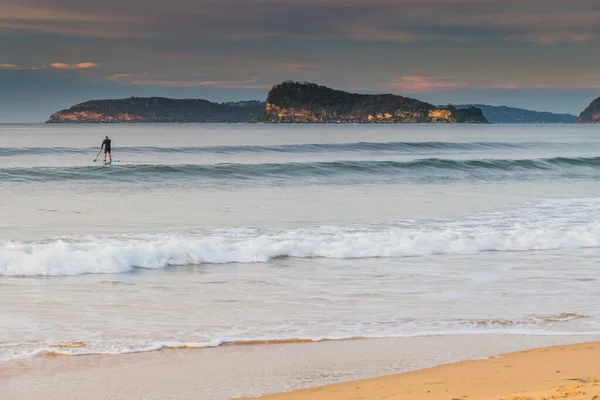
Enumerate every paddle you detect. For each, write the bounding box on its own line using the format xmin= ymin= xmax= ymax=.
xmin=92 ymin=148 xmax=103 ymax=162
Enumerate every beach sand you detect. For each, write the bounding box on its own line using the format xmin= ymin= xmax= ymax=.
xmin=249 ymin=342 xmax=600 ymax=400
xmin=2 ymin=338 xmax=599 ymax=400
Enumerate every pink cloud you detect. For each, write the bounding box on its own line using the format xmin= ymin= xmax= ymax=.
xmin=106 ymin=73 xmax=146 ymax=81
xmin=342 ymin=27 xmax=466 ymax=43
xmin=51 ymin=62 xmax=98 ymax=69
xmin=0 ymin=4 xmax=117 ymax=22
xmin=0 ymin=21 xmax=150 ymax=38
xmin=105 ymin=73 xmax=269 ymax=89
xmin=1 ymin=62 xmax=97 ymax=71
xmin=384 ymin=76 xmax=600 ymax=93
xmin=387 ymin=76 xmax=472 ymax=92
xmin=0 ymin=63 xmax=39 ymax=70
xmin=129 ymin=79 xmax=270 ymax=89
xmin=509 ymin=33 xmax=595 ymax=45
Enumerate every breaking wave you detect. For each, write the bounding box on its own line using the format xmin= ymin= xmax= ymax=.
xmin=3 ymin=198 xmax=600 ymax=276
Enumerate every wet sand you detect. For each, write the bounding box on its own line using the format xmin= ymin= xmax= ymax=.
xmin=250 ymin=342 xmax=600 ymax=400
xmin=2 ymin=336 xmax=599 ymax=400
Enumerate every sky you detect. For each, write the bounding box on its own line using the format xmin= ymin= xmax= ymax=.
xmin=1 ymin=0 xmax=599 ymax=122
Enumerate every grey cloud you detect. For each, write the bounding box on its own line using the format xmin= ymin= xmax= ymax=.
xmin=2 ymin=0 xmax=599 ymax=122
xmin=7 ymin=0 xmax=600 ymax=43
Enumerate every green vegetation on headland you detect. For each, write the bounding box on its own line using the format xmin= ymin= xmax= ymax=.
xmin=45 ymin=81 xmax=596 ymax=124
xmin=576 ymin=97 xmax=600 ymax=123
xmin=46 ymin=97 xmax=265 ymax=123
xmin=451 ymin=104 xmax=577 ymax=124
xmin=252 ymin=81 xmax=488 ymax=123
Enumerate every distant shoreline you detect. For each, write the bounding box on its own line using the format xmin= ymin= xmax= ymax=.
xmin=42 ymin=81 xmax=589 ymax=124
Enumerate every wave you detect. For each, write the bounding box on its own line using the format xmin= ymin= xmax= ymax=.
xmin=4 ymin=313 xmax=596 ymax=360
xmin=0 ymin=141 xmax=559 ymax=157
xmin=3 ymin=199 xmax=600 ymax=276
xmin=3 ymin=156 xmax=600 ymax=183
xmin=20 ymin=329 xmax=600 ymax=360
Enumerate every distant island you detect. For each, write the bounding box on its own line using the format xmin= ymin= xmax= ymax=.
xmin=46 ymin=97 xmax=266 ymax=123
xmin=576 ymin=97 xmax=600 ymax=123
xmin=45 ymin=82 xmax=593 ymax=124
xmin=45 ymin=82 xmax=487 ymax=124
xmin=451 ymin=104 xmax=577 ymax=124
xmin=252 ymin=81 xmax=488 ymax=123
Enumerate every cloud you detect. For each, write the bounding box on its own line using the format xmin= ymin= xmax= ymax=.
xmin=0 ymin=4 xmax=117 ymax=22
xmin=104 ymin=73 xmax=270 ymax=88
xmin=339 ymin=27 xmax=466 ymax=43
xmin=0 ymin=3 xmax=142 ymax=37
xmin=280 ymin=63 xmax=321 ymax=72
xmin=508 ymin=33 xmax=595 ymax=45
xmin=128 ymin=79 xmax=271 ymax=89
xmin=51 ymin=62 xmax=98 ymax=69
xmin=1 ymin=62 xmax=97 ymax=70
xmin=0 ymin=63 xmax=39 ymax=70
xmin=385 ymin=75 xmax=600 ymax=93
xmin=2 ymin=0 xmax=599 ymax=45
xmin=105 ymin=73 xmax=145 ymax=81
xmin=0 ymin=22 xmax=150 ymax=38
xmin=387 ymin=76 xmax=472 ymax=92
xmin=1 ymin=0 xmax=599 ymax=119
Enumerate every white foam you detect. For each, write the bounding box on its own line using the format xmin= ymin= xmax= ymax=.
xmin=4 ymin=329 xmax=600 ymax=362
xmin=2 ymin=199 xmax=600 ymax=276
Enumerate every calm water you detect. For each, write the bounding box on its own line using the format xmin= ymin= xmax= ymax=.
xmin=1 ymin=123 xmax=600 ymax=360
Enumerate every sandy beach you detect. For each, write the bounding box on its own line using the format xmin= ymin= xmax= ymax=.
xmin=250 ymin=342 xmax=600 ymax=400
xmin=2 ymin=337 xmax=600 ymax=400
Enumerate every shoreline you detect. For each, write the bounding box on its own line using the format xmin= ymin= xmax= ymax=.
xmin=3 ymin=329 xmax=598 ymax=360
xmin=3 ymin=335 xmax=600 ymax=400
xmin=247 ymin=341 xmax=600 ymax=400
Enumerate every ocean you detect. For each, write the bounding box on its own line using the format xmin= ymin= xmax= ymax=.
xmin=1 ymin=124 xmax=600 ymax=378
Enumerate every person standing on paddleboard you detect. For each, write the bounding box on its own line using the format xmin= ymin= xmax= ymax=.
xmin=101 ymin=136 xmax=112 ymax=162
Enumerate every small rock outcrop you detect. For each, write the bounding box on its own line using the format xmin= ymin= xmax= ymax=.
xmin=576 ymin=97 xmax=600 ymax=124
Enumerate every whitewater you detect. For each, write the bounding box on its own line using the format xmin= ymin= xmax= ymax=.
xmin=1 ymin=123 xmax=600 ymax=362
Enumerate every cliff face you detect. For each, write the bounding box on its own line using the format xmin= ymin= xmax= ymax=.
xmin=252 ymin=81 xmax=488 ymax=123
xmin=577 ymin=97 xmax=600 ymax=124
xmin=46 ymin=98 xmax=265 ymax=123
